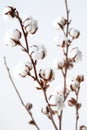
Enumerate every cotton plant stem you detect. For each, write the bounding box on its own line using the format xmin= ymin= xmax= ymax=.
xmin=58 ymin=1 xmax=70 ymax=130
xmin=64 ymin=0 xmax=70 ymax=97
xmin=75 ymin=92 xmax=79 ymax=130
xmin=65 ymin=0 xmax=69 ymax=37
xmin=4 ymin=56 xmax=40 ymax=130
xmin=58 ymin=111 xmax=63 ymax=130
xmin=43 ymin=90 xmax=59 ymax=130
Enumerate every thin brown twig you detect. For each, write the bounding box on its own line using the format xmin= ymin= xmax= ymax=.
xmin=15 ymin=11 xmax=29 ymax=53
xmin=75 ymin=89 xmax=80 ymax=130
xmin=43 ymin=89 xmax=59 ymax=130
xmin=65 ymin=0 xmax=70 ymax=37
xmin=4 ymin=56 xmax=40 ymax=130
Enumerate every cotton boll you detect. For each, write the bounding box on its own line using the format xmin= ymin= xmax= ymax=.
xmin=54 ymin=35 xmax=69 ymax=47
xmin=69 ymin=47 xmax=82 ymax=62
xmin=14 ymin=61 xmax=33 ymax=77
xmin=30 ymin=45 xmax=46 ymax=61
xmin=38 ymin=45 xmax=47 ymax=59
xmin=4 ymin=29 xmax=21 ymax=47
xmin=7 ymin=29 xmax=21 ymax=41
xmin=39 ymin=68 xmax=55 ymax=81
xmin=69 ymin=28 xmax=80 ymax=39
xmin=49 ymin=92 xmax=65 ymax=112
xmin=4 ymin=35 xmax=17 ymax=47
xmin=31 ymin=51 xmax=40 ymax=62
xmin=70 ymin=79 xmax=80 ymax=91
xmin=58 ymin=58 xmax=65 ymax=69
xmin=54 ymin=35 xmax=68 ymax=47
xmin=52 ymin=17 xmax=67 ymax=30
xmin=23 ymin=16 xmax=38 ymax=34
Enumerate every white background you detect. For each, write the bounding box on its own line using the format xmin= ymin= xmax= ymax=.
xmin=0 ymin=0 xmax=87 ymax=130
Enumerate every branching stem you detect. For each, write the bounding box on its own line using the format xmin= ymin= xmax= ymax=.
xmin=4 ymin=56 xmax=40 ymax=130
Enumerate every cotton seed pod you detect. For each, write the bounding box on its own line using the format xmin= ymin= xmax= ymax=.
xmin=3 ymin=6 xmax=16 ymax=20
xmin=76 ymin=74 xmax=84 ymax=82
xmin=68 ymin=98 xmax=77 ymax=106
xmin=69 ymin=28 xmax=80 ymax=39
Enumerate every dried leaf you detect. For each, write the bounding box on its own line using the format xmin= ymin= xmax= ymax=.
xmin=29 ymin=120 xmax=35 ymax=125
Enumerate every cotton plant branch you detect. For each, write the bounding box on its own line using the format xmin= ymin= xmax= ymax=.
xmin=28 ymin=54 xmax=59 ymax=130
xmin=14 ymin=11 xmax=59 ymax=130
xmin=75 ymin=90 xmax=79 ymax=130
xmin=58 ymin=0 xmax=70 ymax=130
xmin=63 ymin=0 xmax=70 ymax=99
xmin=75 ymin=81 xmax=82 ymax=130
xmin=4 ymin=56 xmax=40 ymax=130
xmin=29 ymin=52 xmax=59 ymax=130
xmin=4 ymin=8 xmax=59 ymax=130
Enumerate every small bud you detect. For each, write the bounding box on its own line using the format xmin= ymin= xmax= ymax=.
xmin=3 ymin=6 xmax=16 ymax=20
xmin=69 ymin=28 xmax=80 ymax=39
xmin=26 ymin=103 xmax=33 ymax=111
xmin=76 ymin=74 xmax=84 ymax=82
